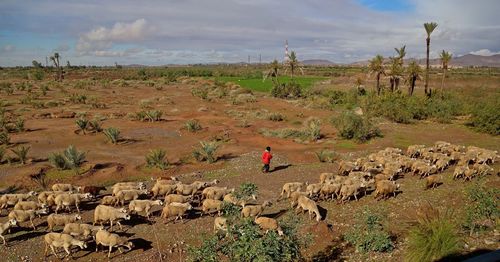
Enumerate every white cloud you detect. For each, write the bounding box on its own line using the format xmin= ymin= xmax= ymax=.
xmin=1 ymin=44 xmax=15 ymax=52
xmin=469 ymin=49 xmax=500 ymax=56
xmin=76 ymin=18 xmax=151 ymax=55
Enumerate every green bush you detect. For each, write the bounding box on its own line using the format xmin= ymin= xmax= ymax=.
xmin=88 ymin=120 xmax=102 ymax=132
xmin=10 ymin=146 xmax=30 ymax=165
xmin=33 ymin=70 xmax=44 ymax=80
xmin=315 ymin=149 xmax=337 ymax=163
xmin=233 ymin=183 xmax=258 ymax=201
xmin=467 ymin=98 xmax=500 ymax=135
xmin=185 ymin=119 xmax=202 ymax=132
xmin=271 ymin=82 xmax=302 ymax=99
xmin=304 ymin=117 xmax=321 ymax=141
xmin=48 ymin=145 xmax=86 ymax=171
xmin=103 ymin=127 xmax=121 ymax=144
xmin=48 ymin=152 xmax=67 ymax=170
xmin=192 ymin=141 xmax=220 ymax=163
xmin=0 ymin=146 xmax=5 ymax=163
xmin=145 ymin=110 xmax=162 ymax=122
xmin=267 ymin=112 xmax=285 ymax=122
xmin=344 ymin=207 xmax=393 ymax=253
xmin=75 ymin=118 xmax=89 ymax=134
xmin=145 ymin=149 xmax=168 ymax=170
xmin=406 ymin=204 xmax=461 ymax=262
xmin=332 ymin=111 xmax=381 ymax=143
xmin=464 ymin=181 xmax=499 ymax=235
xmin=0 ymin=131 xmax=9 ymax=145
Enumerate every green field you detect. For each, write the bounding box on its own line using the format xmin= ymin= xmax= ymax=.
xmin=216 ymin=76 xmax=327 ymax=92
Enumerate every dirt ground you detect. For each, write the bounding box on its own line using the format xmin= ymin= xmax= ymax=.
xmin=0 ymin=75 xmax=499 ymax=261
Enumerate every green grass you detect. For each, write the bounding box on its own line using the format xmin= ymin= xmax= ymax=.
xmin=335 ymin=140 xmax=358 ymax=150
xmin=204 ymin=170 xmax=241 ymax=179
xmin=216 ymin=76 xmax=326 ymax=92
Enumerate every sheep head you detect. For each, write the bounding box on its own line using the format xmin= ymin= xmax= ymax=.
xmin=8 ymin=219 xmax=17 ymax=226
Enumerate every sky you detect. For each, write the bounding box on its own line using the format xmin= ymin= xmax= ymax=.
xmin=0 ymin=0 xmax=499 ymax=66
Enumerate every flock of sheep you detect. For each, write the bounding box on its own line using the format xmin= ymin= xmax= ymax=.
xmin=277 ymin=141 xmax=497 ymax=223
xmin=0 ymin=141 xmax=497 ymax=259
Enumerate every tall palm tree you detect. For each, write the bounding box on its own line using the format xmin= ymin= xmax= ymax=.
xmin=406 ymin=61 xmax=422 ymax=96
xmin=439 ymin=50 xmax=452 ymax=95
xmin=369 ymin=55 xmax=385 ymax=95
xmin=424 ymin=22 xmax=438 ymax=97
xmin=50 ymin=52 xmax=63 ymax=81
xmin=388 ymin=57 xmax=403 ymax=92
xmin=395 ymin=45 xmax=406 ymax=65
xmin=285 ymin=51 xmax=303 ymax=79
xmin=263 ymin=59 xmax=281 ymax=84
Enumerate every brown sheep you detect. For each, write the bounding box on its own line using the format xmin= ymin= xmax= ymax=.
xmin=424 ymin=175 xmax=443 ymax=189
xmin=0 ymin=219 xmax=17 ymax=245
xmin=81 ymin=186 xmax=106 ymax=196
xmin=44 ymin=232 xmax=87 ymax=258
xmin=295 ymin=196 xmax=321 ymax=222
xmin=95 ymin=229 xmax=134 ymax=258
xmin=8 ymin=208 xmax=48 ymax=230
xmin=255 ymin=217 xmax=283 ymax=236
xmin=164 ymin=194 xmax=191 ymax=205
xmin=373 ymin=180 xmax=400 ymax=200
xmin=241 ymin=201 xmax=271 ymax=218
xmin=93 ymin=205 xmax=130 ymax=231
xmin=47 ymin=213 xmax=82 ymax=231
xmin=319 ymin=183 xmax=341 ymax=201
xmin=161 ymin=203 xmax=192 ymax=223
xmin=280 ymin=182 xmax=307 ymax=199
xmin=202 ymin=199 xmax=224 ymax=216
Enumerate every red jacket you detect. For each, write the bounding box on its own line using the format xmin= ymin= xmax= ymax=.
xmin=262 ymin=151 xmax=272 ymax=164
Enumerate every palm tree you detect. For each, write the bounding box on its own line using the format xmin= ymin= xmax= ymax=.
xmin=439 ymin=50 xmax=452 ymax=95
xmin=388 ymin=57 xmax=403 ymax=92
xmin=424 ymin=22 xmax=438 ymax=97
xmin=285 ymin=51 xmax=303 ymax=79
xmin=50 ymin=52 xmax=63 ymax=81
xmin=393 ymin=45 xmax=406 ymax=91
xmin=406 ymin=61 xmax=422 ymax=96
xmin=263 ymin=59 xmax=281 ymax=84
xmin=369 ymin=55 xmax=385 ymax=95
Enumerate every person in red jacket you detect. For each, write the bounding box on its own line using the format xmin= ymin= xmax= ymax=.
xmin=261 ymin=146 xmax=273 ymax=173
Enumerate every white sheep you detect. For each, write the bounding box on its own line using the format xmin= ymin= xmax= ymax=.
xmin=151 ymin=183 xmax=178 ymax=199
xmin=255 ymin=217 xmax=283 ymax=236
xmin=63 ymin=223 xmax=102 ymax=239
xmin=296 ymin=196 xmax=321 ymax=222
xmin=202 ymin=199 xmax=224 ymax=216
xmin=95 ymin=229 xmax=134 ymax=258
xmin=128 ymin=199 xmax=163 ymax=218
xmin=93 ymin=205 xmax=131 ymax=231
xmin=0 ymin=191 xmax=37 ymax=210
xmin=54 ymin=193 xmax=92 ymax=213
xmin=51 ymin=183 xmax=81 ymax=192
xmin=176 ymin=184 xmax=199 ymax=197
xmin=44 ymin=232 xmax=87 ymax=258
xmin=101 ymin=195 xmax=119 ymax=206
xmin=213 ymin=217 xmax=228 ymax=232
xmin=241 ymin=201 xmax=272 ymax=218
xmin=0 ymin=219 xmax=17 ymax=245
xmin=280 ymin=182 xmax=306 ymax=199
xmin=14 ymin=200 xmax=46 ymax=211
xmin=115 ymin=189 xmax=148 ymax=206
xmin=112 ymin=184 xmax=144 ymax=196
xmin=47 ymin=213 xmax=82 ymax=231
xmin=8 ymin=208 xmax=48 ymax=230
xmin=161 ymin=203 xmax=192 ymax=223
xmin=164 ymin=194 xmax=191 ymax=205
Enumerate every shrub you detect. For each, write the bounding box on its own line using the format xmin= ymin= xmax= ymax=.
xmin=48 ymin=152 xmax=67 ymax=170
xmin=0 ymin=146 xmax=5 ymax=163
xmin=315 ymin=149 xmax=337 ymax=163
xmin=463 ymin=181 xmax=499 ymax=235
xmin=33 ymin=70 xmax=44 ymax=80
xmin=332 ymin=111 xmax=381 ymax=143
xmin=145 ymin=149 xmax=168 ymax=170
xmin=0 ymin=131 xmax=9 ymax=145
xmin=63 ymin=145 xmax=86 ymax=170
xmin=10 ymin=146 xmax=30 ymax=165
xmin=406 ymin=203 xmax=461 ymax=262
xmin=192 ymin=141 xmax=220 ymax=163
xmin=233 ymin=183 xmax=258 ymax=201
xmin=267 ymin=113 xmax=285 ymax=122
xmin=88 ymin=120 xmax=102 ymax=132
xmin=145 ymin=110 xmax=162 ymax=122
xmin=467 ymin=98 xmax=500 ymax=135
xmin=271 ymin=82 xmax=302 ymax=99
xmin=344 ymin=207 xmax=394 ymax=253
xmin=29 ymin=167 xmax=50 ymax=190
xmin=69 ymin=93 xmax=87 ymax=104
xmin=14 ymin=118 xmax=25 ymax=132
xmin=75 ymin=118 xmax=89 ymax=134
xmin=304 ymin=117 xmax=321 ymax=141
xmin=191 ymin=87 xmax=209 ymax=100
xmin=103 ymin=127 xmax=121 ymax=144
xmin=185 ymin=119 xmax=202 ymax=132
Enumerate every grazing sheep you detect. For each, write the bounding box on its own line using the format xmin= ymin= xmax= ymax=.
xmin=8 ymin=208 xmax=48 ymax=230
xmin=63 ymin=223 xmax=102 ymax=239
xmin=425 ymin=175 xmax=443 ymax=189
xmin=255 ymin=217 xmax=283 ymax=236
xmin=115 ymin=189 xmax=149 ymax=206
xmin=295 ymin=196 xmax=321 ymax=222
xmin=214 ymin=217 xmax=228 ymax=232
xmin=338 ymin=160 xmax=359 ymax=176
xmin=81 ymin=186 xmax=106 ymax=196
xmin=128 ymin=199 xmax=163 ymax=218
xmin=14 ymin=200 xmax=46 ymax=211
xmin=151 ymin=183 xmax=178 ymax=199
xmin=280 ymin=182 xmax=307 ymax=199
xmin=319 ymin=183 xmax=341 ymax=201
xmin=51 ymin=183 xmax=81 ymax=192
xmin=319 ymin=173 xmax=335 ymax=184
xmin=417 ymin=164 xmax=438 ymax=178
xmin=95 ymin=229 xmax=134 ymax=258
xmin=339 ymin=183 xmax=365 ymax=202
xmin=93 ymin=205 xmax=131 ymax=231
xmin=241 ymin=201 xmax=271 ymax=218
xmin=161 ymin=203 xmax=193 ymax=223
xmin=112 ymin=181 xmax=145 ymax=189
xmin=0 ymin=191 xmax=37 ymax=210
xmin=191 ymin=179 xmax=219 ymax=190
xmin=101 ymin=196 xmax=119 ymax=206
xmin=202 ymin=199 xmax=224 ymax=216
xmin=473 ymin=163 xmax=495 ymax=176
xmin=44 ymin=232 xmax=87 ymax=258
xmin=463 ymin=168 xmax=477 ymax=181
xmin=47 ymin=213 xmax=82 ymax=231
xmin=373 ymin=180 xmax=400 ymax=200
xmin=112 ymin=185 xmax=145 ymax=197
xmin=223 ymin=193 xmax=256 ymax=208
xmin=54 ymin=193 xmax=92 ymax=213
xmin=164 ymin=194 xmax=191 ymax=205
xmin=176 ymin=183 xmax=199 ymax=197
xmin=453 ymin=165 xmax=468 ymax=180
xmin=306 ymin=183 xmax=323 ymax=198
xmin=38 ymin=191 xmax=65 ymax=207
xmin=205 ymin=187 xmax=234 ymax=201
xmin=0 ymin=219 xmax=17 ymax=245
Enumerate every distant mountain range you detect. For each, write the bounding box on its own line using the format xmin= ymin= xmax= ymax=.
xmin=348 ymin=54 xmax=500 ymax=67
xmin=301 ymin=59 xmax=336 ymax=66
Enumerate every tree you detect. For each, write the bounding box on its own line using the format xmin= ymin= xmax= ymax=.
xmin=388 ymin=57 xmax=403 ymax=92
xmin=369 ymin=55 xmax=385 ymax=95
xmin=32 ymin=60 xmax=43 ymax=68
xmin=439 ymin=50 xmax=452 ymax=95
xmin=263 ymin=59 xmax=281 ymax=84
xmin=393 ymin=45 xmax=406 ymax=91
xmin=424 ymin=22 xmax=438 ymax=97
xmin=406 ymin=61 xmax=422 ymax=96
xmin=50 ymin=52 xmax=64 ymax=81
xmin=285 ymin=51 xmax=303 ymax=79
